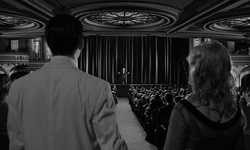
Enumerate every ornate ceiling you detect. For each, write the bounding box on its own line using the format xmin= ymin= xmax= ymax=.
xmin=0 ymin=0 xmax=250 ymax=41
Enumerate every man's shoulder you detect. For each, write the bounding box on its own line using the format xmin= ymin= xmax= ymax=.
xmin=11 ymin=72 xmax=31 ymax=86
xmin=75 ymin=71 xmax=110 ymax=90
xmin=79 ymin=72 xmax=106 ymax=82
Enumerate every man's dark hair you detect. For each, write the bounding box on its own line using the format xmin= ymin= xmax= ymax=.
xmin=45 ymin=14 xmax=83 ymax=56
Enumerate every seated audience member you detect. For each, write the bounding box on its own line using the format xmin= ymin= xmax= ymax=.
xmin=111 ymin=86 xmax=118 ymax=104
xmin=144 ymin=94 xmax=164 ymax=132
xmin=112 ymin=90 xmax=118 ymax=104
xmin=0 ymin=74 xmax=10 ymax=150
xmin=164 ymin=41 xmax=247 ymax=150
xmin=174 ymin=96 xmax=182 ymax=104
xmin=157 ymin=93 xmax=174 ymax=128
xmin=239 ymin=96 xmax=248 ymax=108
xmin=239 ymin=89 xmax=250 ymax=108
xmin=7 ymin=14 xmax=128 ymax=150
xmin=156 ymin=93 xmax=175 ymax=149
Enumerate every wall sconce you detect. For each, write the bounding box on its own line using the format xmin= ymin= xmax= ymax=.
xmin=11 ymin=40 xmax=19 ymax=51
xmin=193 ymin=38 xmax=201 ymax=47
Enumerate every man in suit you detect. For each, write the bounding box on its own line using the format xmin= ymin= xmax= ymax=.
xmin=7 ymin=14 xmax=128 ymax=150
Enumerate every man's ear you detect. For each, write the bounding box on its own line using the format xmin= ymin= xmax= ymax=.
xmin=76 ymin=49 xmax=81 ymax=58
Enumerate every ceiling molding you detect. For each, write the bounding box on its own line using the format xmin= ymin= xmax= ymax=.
xmin=0 ymin=0 xmax=249 ymax=40
xmin=1 ymin=0 xmax=52 ymax=20
xmin=166 ymin=0 xmax=238 ymax=33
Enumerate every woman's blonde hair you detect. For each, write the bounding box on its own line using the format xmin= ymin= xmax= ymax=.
xmin=188 ymin=41 xmax=237 ymax=116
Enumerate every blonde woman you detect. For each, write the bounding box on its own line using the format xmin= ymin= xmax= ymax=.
xmin=164 ymin=41 xmax=247 ymax=150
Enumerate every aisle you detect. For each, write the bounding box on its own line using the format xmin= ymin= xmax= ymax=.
xmin=116 ymin=98 xmax=157 ymax=150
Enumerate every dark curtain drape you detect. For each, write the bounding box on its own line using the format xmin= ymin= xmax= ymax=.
xmin=79 ymin=36 xmax=189 ymax=85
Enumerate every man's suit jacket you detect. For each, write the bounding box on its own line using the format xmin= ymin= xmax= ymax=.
xmin=7 ymin=56 xmax=128 ymax=150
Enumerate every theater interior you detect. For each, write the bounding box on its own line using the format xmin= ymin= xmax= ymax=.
xmin=0 ymin=0 xmax=250 ymax=149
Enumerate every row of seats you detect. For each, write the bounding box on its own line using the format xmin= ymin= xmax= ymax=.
xmin=128 ymin=85 xmax=250 ymax=150
xmin=128 ymin=85 xmax=190 ymax=150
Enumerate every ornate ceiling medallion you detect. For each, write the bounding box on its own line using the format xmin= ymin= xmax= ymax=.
xmin=78 ymin=10 xmax=177 ymax=30
xmin=87 ymin=12 xmax=161 ymax=26
xmin=0 ymin=14 xmax=44 ymax=32
xmin=204 ymin=16 xmax=250 ymax=33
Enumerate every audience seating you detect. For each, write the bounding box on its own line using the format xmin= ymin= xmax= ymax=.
xmin=128 ymin=84 xmax=190 ymax=150
xmin=128 ymin=84 xmax=250 ymax=150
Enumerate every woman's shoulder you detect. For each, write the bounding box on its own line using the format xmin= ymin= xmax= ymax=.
xmin=185 ymin=96 xmax=239 ymax=122
xmin=172 ymin=99 xmax=193 ymax=118
xmin=178 ymin=98 xmax=244 ymax=130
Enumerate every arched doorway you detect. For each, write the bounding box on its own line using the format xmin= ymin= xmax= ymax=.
xmin=241 ymin=73 xmax=250 ymax=89
xmin=240 ymin=66 xmax=250 ymax=89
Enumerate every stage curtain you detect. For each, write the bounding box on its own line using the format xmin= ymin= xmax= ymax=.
xmin=79 ymin=36 xmax=189 ymax=85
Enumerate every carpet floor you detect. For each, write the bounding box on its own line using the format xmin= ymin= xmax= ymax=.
xmin=116 ymin=98 xmax=157 ymax=150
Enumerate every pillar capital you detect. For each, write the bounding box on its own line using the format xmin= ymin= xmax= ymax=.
xmin=0 ymin=53 xmax=29 ymax=76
